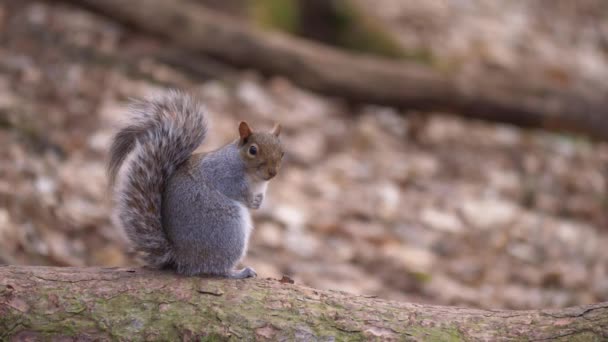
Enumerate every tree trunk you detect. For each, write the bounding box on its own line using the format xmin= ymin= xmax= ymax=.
xmin=1 ymin=266 xmax=607 ymax=341
xmin=53 ymin=0 xmax=608 ymax=141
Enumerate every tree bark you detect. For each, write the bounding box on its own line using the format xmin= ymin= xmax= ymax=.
xmin=1 ymin=266 xmax=607 ymax=341
xmin=54 ymin=0 xmax=608 ymax=141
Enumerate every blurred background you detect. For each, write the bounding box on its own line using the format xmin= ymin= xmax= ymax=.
xmin=1 ymin=0 xmax=608 ymax=310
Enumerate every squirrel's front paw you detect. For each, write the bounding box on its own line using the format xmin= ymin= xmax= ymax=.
xmin=250 ymin=194 xmax=264 ymax=209
xmin=229 ymin=267 xmax=257 ymax=279
xmin=243 ymin=267 xmax=257 ymax=278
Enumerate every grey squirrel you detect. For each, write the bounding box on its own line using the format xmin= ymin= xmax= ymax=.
xmin=107 ymin=90 xmax=284 ymax=278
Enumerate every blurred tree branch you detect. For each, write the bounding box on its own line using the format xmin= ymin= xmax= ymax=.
xmin=55 ymin=0 xmax=608 ymax=141
xmin=188 ymin=0 xmax=407 ymax=58
xmin=1 ymin=266 xmax=607 ymax=340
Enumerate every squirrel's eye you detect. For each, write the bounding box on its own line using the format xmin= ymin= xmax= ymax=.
xmin=249 ymin=145 xmax=257 ymax=155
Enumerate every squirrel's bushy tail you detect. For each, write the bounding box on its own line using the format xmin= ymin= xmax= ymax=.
xmin=108 ymin=90 xmax=207 ymax=267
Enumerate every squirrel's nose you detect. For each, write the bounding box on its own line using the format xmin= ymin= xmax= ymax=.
xmin=268 ymin=169 xmax=277 ymax=178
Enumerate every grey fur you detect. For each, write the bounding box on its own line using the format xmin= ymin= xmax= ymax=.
xmin=109 ymin=90 xmax=282 ymax=278
xmin=110 ymin=90 xmax=208 ymax=269
xmin=162 ymin=144 xmax=255 ymax=276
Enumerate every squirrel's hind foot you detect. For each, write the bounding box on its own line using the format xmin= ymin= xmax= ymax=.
xmin=228 ymin=267 xmax=257 ymax=279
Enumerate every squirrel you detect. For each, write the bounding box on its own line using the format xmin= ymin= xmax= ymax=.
xmin=107 ymin=90 xmax=284 ymax=279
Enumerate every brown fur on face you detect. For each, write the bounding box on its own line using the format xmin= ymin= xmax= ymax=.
xmin=238 ymin=122 xmax=284 ymax=181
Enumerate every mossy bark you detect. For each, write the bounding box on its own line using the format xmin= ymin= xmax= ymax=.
xmin=1 ymin=266 xmax=607 ymax=341
xmin=186 ymin=0 xmax=411 ymax=60
xmin=250 ymin=0 xmax=410 ymax=60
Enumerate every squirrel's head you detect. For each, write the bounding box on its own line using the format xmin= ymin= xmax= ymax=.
xmin=237 ymin=121 xmax=284 ymax=181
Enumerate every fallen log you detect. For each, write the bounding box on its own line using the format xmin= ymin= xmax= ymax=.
xmin=0 ymin=266 xmax=606 ymax=340
xmin=54 ymin=0 xmax=608 ymax=141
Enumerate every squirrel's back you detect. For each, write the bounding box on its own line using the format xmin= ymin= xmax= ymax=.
xmin=108 ymin=90 xmax=207 ymax=267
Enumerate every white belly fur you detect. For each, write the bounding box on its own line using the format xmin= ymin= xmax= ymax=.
xmin=235 ymin=200 xmax=253 ymax=258
xmin=238 ymin=177 xmax=268 ymax=258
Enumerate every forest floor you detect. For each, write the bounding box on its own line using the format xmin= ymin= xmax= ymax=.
xmin=1 ymin=0 xmax=607 ymax=310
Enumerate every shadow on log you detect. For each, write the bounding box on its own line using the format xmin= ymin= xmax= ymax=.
xmin=1 ymin=266 xmax=607 ymax=340
xmin=51 ymin=0 xmax=608 ymax=141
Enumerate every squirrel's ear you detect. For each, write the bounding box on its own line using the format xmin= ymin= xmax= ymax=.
xmin=239 ymin=121 xmax=253 ymax=141
xmin=271 ymin=123 xmax=281 ymax=137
